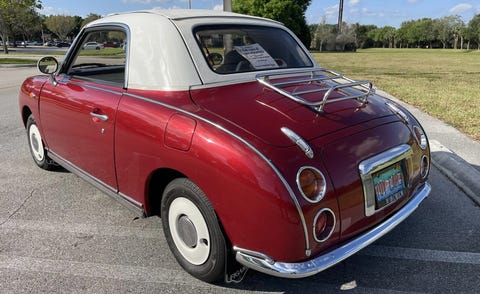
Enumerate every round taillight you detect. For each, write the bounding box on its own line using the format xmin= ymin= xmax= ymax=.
xmin=420 ymin=155 xmax=429 ymax=178
xmin=297 ymin=167 xmax=327 ymax=203
xmin=413 ymin=126 xmax=428 ymax=149
xmin=313 ymin=208 xmax=335 ymax=243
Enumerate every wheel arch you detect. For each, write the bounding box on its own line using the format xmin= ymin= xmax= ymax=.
xmin=144 ymin=167 xmax=234 ymax=245
xmin=145 ymin=168 xmax=185 ymax=216
xmin=21 ymin=106 xmax=32 ymax=128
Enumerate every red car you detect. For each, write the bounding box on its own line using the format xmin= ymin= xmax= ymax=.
xmin=19 ymin=9 xmax=431 ymax=283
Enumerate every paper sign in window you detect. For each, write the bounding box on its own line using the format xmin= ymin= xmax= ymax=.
xmin=234 ymin=43 xmax=279 ymax=70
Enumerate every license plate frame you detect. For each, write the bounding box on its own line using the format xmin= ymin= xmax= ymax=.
xmin=372 ymin=162 xmax=406 ymax=210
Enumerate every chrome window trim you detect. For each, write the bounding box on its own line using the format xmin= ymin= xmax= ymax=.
xmin=124 ymin=92 xmax=312 ymax=256
xmin=234 ymin=182 xmax=430 ymax=278
xmin=359 ymin=144 xmax=413 ymax=217
xmin=60 ymin=23 xmax=131 ymax=90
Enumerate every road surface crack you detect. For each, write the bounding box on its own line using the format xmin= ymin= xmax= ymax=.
xmin=0 ymin=189 xmax=35 ymax=227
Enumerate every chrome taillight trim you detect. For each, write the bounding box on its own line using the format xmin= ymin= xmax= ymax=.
xmin=296 ymin=166 xmax=327 ymax=203
xmin=312 ymin=208 xmax=336 ymax=243
xmin=420 ymin=155 xmax=430 ymax=179
xmin=359 ymin=144 xmax=413 ymax=217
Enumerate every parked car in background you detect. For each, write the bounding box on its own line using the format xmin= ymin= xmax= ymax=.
xmin=103 ymin=41 xmax=120 ymax=48
xmin=83 ymin=41 xmax=104 ymax=50
xmin=56 ymin=42 xmax=71 ymax=48
xmin=19 ymin=9 xmax=431 ymax=284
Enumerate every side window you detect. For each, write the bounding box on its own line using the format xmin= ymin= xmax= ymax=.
xmin=67 ymin=28 xmax=127 ymax=86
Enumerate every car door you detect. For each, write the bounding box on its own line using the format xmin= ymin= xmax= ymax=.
xmin=40 ymin=27 xmax=127 ymax=191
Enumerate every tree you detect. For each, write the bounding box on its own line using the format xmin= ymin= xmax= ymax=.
xmin=354 ymin=24 xmax=377 ymax=49
xmin=335 ymin=22 xmax=356 ymax=51
xmin=368 ymin=26 xmax=396 ymax=48
xmin=467 ymin=14 xmax=480 ymax=49
xmin=45 ymin=15 xmax=76 ymax=41
xmin=232 ymin=0 xmax=312 ymax=47
xmin=0 ymin=0 xmax=42 ymax=54
xmin=435 ymin=15 xmax=464 ymax=49
xmin=311 ymin=16 xmax=335 ymax=51
xmin=81 ymin=13 xmax=102 ymax=28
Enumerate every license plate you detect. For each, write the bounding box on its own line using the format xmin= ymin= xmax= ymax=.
xmin=373 ymin=162 xmax=406 ymax=209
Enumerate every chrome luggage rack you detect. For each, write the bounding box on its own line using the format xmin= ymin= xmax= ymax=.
xmin=256 ymin=68 xmax=375 ymax=112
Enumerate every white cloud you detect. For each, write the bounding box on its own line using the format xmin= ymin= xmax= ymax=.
xmin=213 ymin=4 xmax=223 ymax=11
xmin=449 ymin=3 xmax=473 ymax=14
xmin=40 ymin=6 xmax=72 ymax=16
xmin=325 ymin=4 xmax=340 ymax=18
xmin=349 ymin=0 xmax=360 ymax=7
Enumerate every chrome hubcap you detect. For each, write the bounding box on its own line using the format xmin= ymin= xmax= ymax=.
xmin=177 ymin=215 xmax=198 ymax=248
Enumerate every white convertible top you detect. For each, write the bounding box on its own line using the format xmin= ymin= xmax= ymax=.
xmin=84 ymin=9 xmax=315 ymax=90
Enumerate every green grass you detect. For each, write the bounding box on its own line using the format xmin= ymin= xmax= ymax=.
xmin=79 ymin=48 xmax=126 ymax=57
xmin=312 ymin=49 xmax=480 ymax=141
xmin=0 ymin=58 xmax=37 ymax=64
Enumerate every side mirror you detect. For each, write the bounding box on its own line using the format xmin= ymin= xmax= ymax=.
xmin=37 ymin=56 xmax=59 ymax=74
xmin=207 ymin=52 xmax=223 ymax=66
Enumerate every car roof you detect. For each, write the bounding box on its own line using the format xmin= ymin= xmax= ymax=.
xmin=81 ymin=9 xmax=315 ymax=90
xmin=102 ymin=9 xmax=281 ymax=24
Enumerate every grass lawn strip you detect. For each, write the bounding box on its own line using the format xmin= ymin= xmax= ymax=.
xmin=312 ymin=49 xmax=480 ymax=141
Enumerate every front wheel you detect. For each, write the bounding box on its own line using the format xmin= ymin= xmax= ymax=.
xmin=161 ymin=178 xmax=226 ymax=283
xmin=26 ymin=115 xmax=57 ymax=170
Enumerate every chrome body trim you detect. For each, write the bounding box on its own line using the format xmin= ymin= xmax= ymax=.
xmin=281 ymin=127 xmax=314 ymax=159
xmin=47 ymin=150 xmax=145 ymax=217
xmin=359 ymin=144 xmax=414 ymax=217
xmin=124 ymin=92 xmax=311 ymax=255
xmin=386 ymin=102 xmax=410 ymax=124
xmin=413 ymin=125 xmax=428 ymax=149
xmin=234 ymin=182 xmax=430 ymax=278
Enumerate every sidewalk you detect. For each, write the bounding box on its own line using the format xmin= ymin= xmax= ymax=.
xmin=378 ymin=90 xmax=480 ymax=206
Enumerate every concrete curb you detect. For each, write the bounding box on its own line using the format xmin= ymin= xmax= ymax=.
xmin=430 ymin=140 xmax=480 ymax=206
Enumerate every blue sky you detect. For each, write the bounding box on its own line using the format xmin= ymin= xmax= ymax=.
xmin=40 ymin=0 xmax=480 ymax=28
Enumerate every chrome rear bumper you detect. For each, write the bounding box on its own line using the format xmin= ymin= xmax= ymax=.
xmin=234 ymin=182 xmax=431 ymax=278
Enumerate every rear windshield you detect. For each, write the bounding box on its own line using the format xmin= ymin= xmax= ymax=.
xmin=194 ymin=25 xmax=313 ymax=74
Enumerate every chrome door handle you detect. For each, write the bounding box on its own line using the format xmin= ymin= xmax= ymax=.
xmin=90 ymin=112 xmax=109 ymax=121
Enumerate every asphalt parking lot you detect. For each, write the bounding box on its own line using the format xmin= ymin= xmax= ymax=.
xmin=0 ymin=67 xmax=479 ymax=293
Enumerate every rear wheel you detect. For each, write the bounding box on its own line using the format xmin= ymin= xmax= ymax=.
xmin=26 ymin=115 xmax=57 ymax=170
xmin=161 ymin=178 xmax=226 ymax=283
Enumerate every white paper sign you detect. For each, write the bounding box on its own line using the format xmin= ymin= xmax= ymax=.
xmin=234 ymin=43 xmax=279 ymax=70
